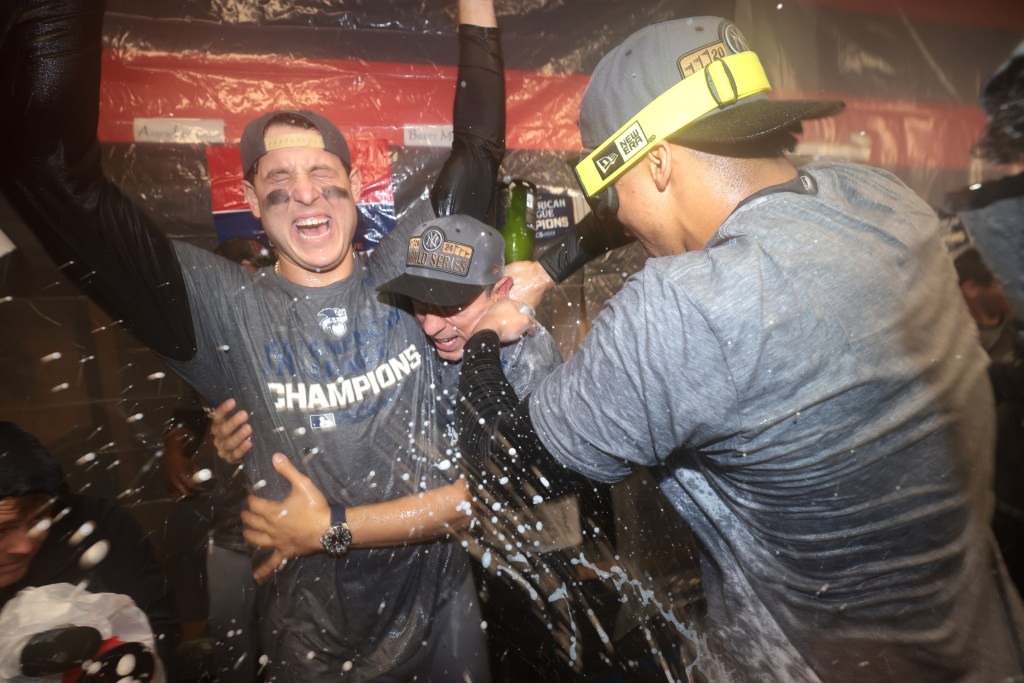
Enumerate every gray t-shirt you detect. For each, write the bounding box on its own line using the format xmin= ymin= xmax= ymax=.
xmin=168 ymin=201 xmax=470 ymax=681
xmin=531 ymin=161 xmax=1024 ymax=681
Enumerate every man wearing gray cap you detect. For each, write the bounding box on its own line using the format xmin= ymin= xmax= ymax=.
xmin=0 ymin=0 xmax=504 ymax=679
xmin=379 ymin=214 xmax=556 ymax=373
xmin=457 ymin=16 xmax=1024 ymax=682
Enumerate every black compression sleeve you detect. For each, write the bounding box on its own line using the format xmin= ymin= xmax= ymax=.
xmin=430 ymin=25 xmax=505 ymax=221
xmin=536 ymin=209 xmax=635 ymax=282
xmin=0 ymin=0 xmax=196 ymax=361
xmin=457 ymin=331 xmax=589 ymax=500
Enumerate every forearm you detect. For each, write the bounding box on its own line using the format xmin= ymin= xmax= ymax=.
xmin=347 ymin=480 xmax=472 ymax=548
xmin=1 ymin=0 xmax=195 ymax=361
xmin=245 ymin=472 xmax=474 ymax=583
xmin=457 ymin=331 xmax=588 ymax=499
xmin=430 ymin=10 xmax=505 ymax=221
xmin=290 ymin=481 xmax=472 ymax=555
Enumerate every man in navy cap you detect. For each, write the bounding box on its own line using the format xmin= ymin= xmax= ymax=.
xmin=456 ymin=16 xmax=1024 ymax=682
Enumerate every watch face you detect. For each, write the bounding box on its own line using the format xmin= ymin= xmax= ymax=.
xmin=321 ymin=523 xmax=353 ymax=557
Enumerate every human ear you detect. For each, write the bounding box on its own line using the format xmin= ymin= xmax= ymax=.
xmin=648 ymin=142 xmax=672 ymax=192
xmin=242 ymin=181 xmax=261 ymax=220
xmin=348 ymin=167 xmax=363 ymax=201
xmin=492 ymin=275 xmax=514 ymax=300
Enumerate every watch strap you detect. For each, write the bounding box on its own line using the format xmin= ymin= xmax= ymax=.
xmin=329 ymin=503 xmax=347 ymax=526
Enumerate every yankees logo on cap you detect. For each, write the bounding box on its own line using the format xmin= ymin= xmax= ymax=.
xmin=378 ymin=215 xmax=505 ymax=307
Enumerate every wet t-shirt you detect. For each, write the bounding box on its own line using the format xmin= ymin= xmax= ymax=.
xmin=168 ymin=201 xmax=470 ymax=680
xmin=530 ymin=161 xmax=1024 ymax=682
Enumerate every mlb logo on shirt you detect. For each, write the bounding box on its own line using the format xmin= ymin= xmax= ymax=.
xmin=310 ymin=413 xmax=337 ymax=430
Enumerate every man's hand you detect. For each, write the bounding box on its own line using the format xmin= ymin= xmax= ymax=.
xmin=504 ymin=260 xmax=556 ymax=311
xmin=163 ymin=427 xmax=204 ymax=499
xmin=211 ymin=398 xmax=253 ymax=465
xmin=241 ymin=453 xmax=330 ymax=584
xmin=473 ymin=298 xmax=537 ymax=343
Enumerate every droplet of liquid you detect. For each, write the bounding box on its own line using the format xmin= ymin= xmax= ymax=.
xmin=116 ymin=653 xmax=137 ymax=675
xmin=69 ymin=521 xmax=96 ymax=546
xmin=79 ymin=540 xmax=110 ymax=569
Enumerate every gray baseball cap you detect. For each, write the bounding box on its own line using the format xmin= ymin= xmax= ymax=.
xmin=578 ymin=17 xmax=844 ymax=151
xmin=378 ymin=215 xmax=505 ymax=307
xmin=240 ymin=109 xmax=352 ymax=177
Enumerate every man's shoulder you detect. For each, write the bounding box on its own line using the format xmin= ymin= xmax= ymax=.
xmin=172 ymin=240 xmax=243 ymax=284
xmin=802 ymin=158 xmax=897 ymax=183
xmin=801 ymin=160 xmax=921 ymax=206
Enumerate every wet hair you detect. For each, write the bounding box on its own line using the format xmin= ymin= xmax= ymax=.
xmin=976 ymin=58 xmax=1024 ymax=165
xmin=244 ymin=113 xmax=322 ymax=184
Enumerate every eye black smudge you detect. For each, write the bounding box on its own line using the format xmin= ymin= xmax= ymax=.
xmin=322 ymin=186 xmax=351 ymax=201
xmin=266 ymin=189 xmax=289 ymax=205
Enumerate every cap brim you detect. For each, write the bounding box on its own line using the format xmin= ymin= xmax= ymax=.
xmin=378 ymin=274 xmax=488 ymax=308
xmin=673 ymin=98 xmax=845 ymax=144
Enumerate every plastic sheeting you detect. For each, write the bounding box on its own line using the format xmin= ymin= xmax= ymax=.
xmin=2 ymin=0 xmax=1023 ymax=680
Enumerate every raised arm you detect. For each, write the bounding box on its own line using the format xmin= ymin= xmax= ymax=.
xmin=370 ymin=0 xmax=503 ymax=286
xmin=429 ymin=0 xmax=504 ymax=221
xmin=0 ymin=0 xmax=196 ymax=361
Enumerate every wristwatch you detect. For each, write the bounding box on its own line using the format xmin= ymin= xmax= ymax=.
xmin=320 ymin=504 xmax=353 ymax=557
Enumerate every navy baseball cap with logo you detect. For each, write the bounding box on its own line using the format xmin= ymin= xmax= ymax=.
xmin=240 ymin=109 xmax=352 ymax=177
xmin=574 ymin=17 xmax=844 ymax=201
xmin=378 ymin=215 xmax=505 ymax=307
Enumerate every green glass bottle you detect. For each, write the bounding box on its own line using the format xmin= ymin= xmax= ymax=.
xmin=497 ymin=179 xmax=537 ymax=263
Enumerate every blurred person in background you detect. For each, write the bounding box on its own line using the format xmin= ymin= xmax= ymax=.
xmin=954 ymin=246 xmax=1024 ymax=592
xmin=947 ymin=40 xmax=1024 ymax=313
xmin=0 ymin=421 xmax=180 ymax=678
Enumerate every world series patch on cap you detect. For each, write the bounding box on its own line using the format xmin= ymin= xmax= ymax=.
xmin=378 ymin=215 xmax=505 ymax=307
xmin=574 ymin=17 xmax=844 ymax=199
